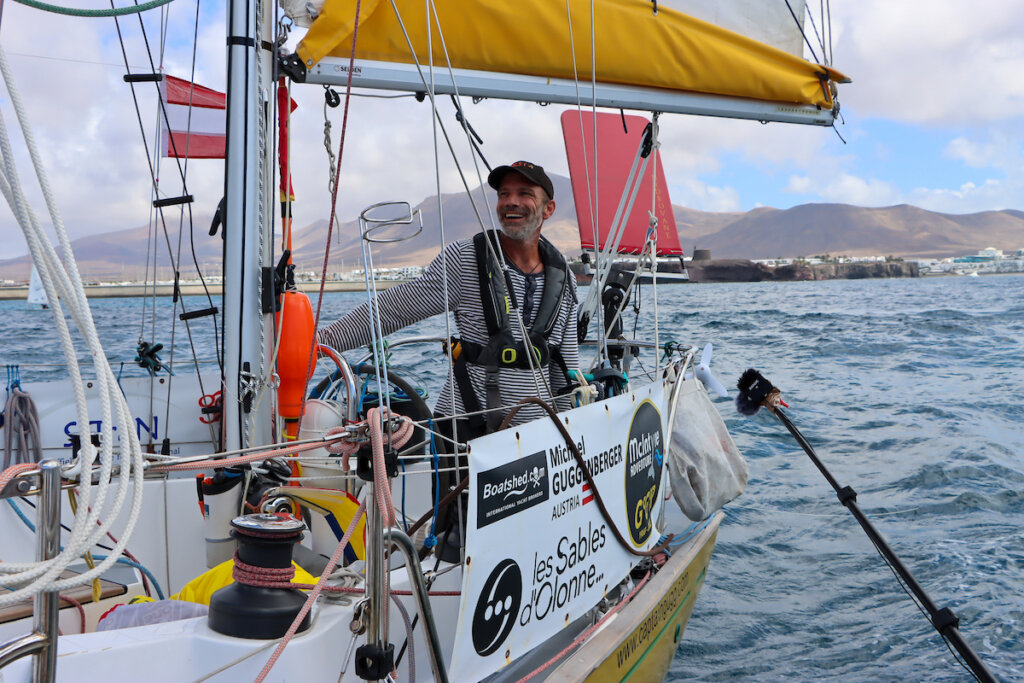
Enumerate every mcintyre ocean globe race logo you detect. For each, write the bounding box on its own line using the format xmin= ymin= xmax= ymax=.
xmin=624 ymin=400 xmax=664 ymax=546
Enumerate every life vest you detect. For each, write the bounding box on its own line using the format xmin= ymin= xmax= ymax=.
xmin=452 ymin=231 xmax=571 ymax=434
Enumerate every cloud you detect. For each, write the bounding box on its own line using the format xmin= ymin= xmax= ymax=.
xmin=830 ymin=0 xmax=1024 ymax=125
xmin=944 ymin=133 xmax=1024 ymax=171
xmin=670 ymin=177 xmax=741 ymax=213
xmin=784 ymin=166 xmax=1023 ymax=215
xmin=907 ymin=178 xmax=1020 ymax=213
xmin=785 ymin=172 xmax=899 ymax=207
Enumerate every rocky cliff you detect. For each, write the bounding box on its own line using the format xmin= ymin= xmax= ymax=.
xmin=687 ymin=259 xmax=919 ymax=283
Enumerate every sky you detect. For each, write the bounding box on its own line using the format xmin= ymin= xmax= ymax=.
xmin=0 ymin=0 xmax=1022 ymax=260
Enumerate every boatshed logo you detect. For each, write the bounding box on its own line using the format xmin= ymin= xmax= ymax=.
xmin=624 ymin=400 xmax=664 ymax=546
xmin=476 ymin=450 xmax=549 ymax=528
xmin=472 ymin=558 xmax=523 ymax=656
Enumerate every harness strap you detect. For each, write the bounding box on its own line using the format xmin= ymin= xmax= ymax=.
xmin=532 ymin=240 xmax=568 ymax=337
xmin=454 ymin=231 xmax=572 ymax=431
xmin=484 ymin=364 xmax=502 ymax=432
xmin=474 ymin=232 xmax=507 ymax=336
xmin=549 ymin=346 xmax=575 ymax=396
xmin=452 ymin=353 xmax=488 ymax=437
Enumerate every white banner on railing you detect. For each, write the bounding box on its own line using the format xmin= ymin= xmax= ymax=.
xmin=450 ymin=381 xmax=669 ymax=681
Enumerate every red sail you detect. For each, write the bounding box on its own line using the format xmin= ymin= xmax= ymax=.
xmin=561 ymin=110 xmax=683 ymax=256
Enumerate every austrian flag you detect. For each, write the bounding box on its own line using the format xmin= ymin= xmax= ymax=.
xmin=160 ymin=75 xmax=226 ymax=159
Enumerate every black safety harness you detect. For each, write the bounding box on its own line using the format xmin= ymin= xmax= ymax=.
xmin=451 ymin=231 xmax=572 ymax=434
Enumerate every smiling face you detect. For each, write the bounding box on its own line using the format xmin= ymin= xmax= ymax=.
xmin=496 ymin=172 xmax=556 ymax=242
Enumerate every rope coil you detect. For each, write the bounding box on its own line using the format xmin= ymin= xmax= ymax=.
xmin=231 ymin=552 xmax=297 ymax=588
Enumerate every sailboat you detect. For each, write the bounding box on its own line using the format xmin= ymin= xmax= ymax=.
xmin=0 ymin=1 xmax=846 ymax=680
xmin=26 ymin=266 xmax=47 ymax=309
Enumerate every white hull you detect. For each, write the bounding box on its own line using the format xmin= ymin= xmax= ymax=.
xmin=1 ymin=373 xmax=725 ymax=682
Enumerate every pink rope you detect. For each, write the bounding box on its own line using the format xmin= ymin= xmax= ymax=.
xmin=515 ymin=570 xmax=654 ymax=683
xmin=366 ymin=406 xmax=414 ymax=528
xmin=255 ymin=498 xmax=366 ymax=683
xmin=149 ymin=439 xmax=334 ymax=473
xmin=232 ymin=553 xmax=296 ymax=588
xmin=59 ymin=594 xmax=87 ymax=633
xmin=0 ymin=462 xmax=39 ymax=493
xmin=323 ymin=424 xmax=360 ymax=471
xmin=241 ymin=582 xmax=461 ymax=597
xmin=325 ymin=406 xmax=414 ymax=475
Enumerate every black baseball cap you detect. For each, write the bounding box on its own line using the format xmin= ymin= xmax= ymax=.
xmin=487 ymin=160 xmax=554 ymax=200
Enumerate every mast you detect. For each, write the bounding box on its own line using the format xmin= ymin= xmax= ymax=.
xmin=222 ymin=0 xmax=275 ymax=450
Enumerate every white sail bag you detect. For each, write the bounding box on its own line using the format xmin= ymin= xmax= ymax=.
xmin=668 ymin=380 xmax=748 ymax=521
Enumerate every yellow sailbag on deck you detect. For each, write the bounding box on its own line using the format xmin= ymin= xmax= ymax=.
xmin=297 ymin=0 xmax=848 ymax=110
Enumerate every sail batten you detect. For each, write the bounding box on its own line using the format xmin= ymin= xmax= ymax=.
xmin=296 ymin=0 xmax=847 ymax=121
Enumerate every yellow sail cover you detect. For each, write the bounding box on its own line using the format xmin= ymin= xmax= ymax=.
xmin=297 ymin=0 xmax=848 ymax=110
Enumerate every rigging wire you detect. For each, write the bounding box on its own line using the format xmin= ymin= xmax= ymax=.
xmin=109 ymin=0 xmax=223 ymax=408
xmin=648 ymin=114 xmax=660 ymax=359
xmin=302 ymin=0 xmax=363 ymax=425
xmin=783 ymin=0 xmax=819 ymax=64
xmin=407 ymin=0 xmax=552 ymax=404
xmin=425 ymin=0 xmax=551 ymax=401
xmin=110 ymin=0 xmax=171 ymax=444
xmin=563 ymin=0 xmax=598 ymax=263
xmin=423 ymin=0 xmax=462 ymax=449
xmin=825 ymin=0 xmax=834 ymax=66
xmin=588 ymin=0 xmax=607 ymax=364
xmin=803 ymin=2 xmax=828 ymax=66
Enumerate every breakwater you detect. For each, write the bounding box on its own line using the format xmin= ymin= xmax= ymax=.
xmin=687 ymin=259 xmax=918 ymax=283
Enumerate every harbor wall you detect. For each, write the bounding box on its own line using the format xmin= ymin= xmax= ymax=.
xmin=0 ymin=280 xmax=409 ymax=300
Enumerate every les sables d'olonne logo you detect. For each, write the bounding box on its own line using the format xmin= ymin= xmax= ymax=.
xmin=471 ymin=558 xmax=523 ymax=657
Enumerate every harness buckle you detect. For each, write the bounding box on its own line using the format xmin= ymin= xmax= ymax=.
xmin=532 ymin=344 xmax=544 ymax=364
xmin=442 ymin=337 xmax=462 ymax=361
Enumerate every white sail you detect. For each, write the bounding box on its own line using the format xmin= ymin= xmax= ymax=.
xmin=26 ymin=266 xmax=46 ymax=307
xmin=662 ymin=0 xmax=809 ymax=57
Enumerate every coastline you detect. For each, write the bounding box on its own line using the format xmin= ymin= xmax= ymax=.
xmin=0 ymin=279 xmax=410 ymax=300
xmin=4 ymin=269 xmax=1018 ymax=301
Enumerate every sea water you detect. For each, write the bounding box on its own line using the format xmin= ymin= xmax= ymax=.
xmin=2 ymin=274 xmax=1022 ymax=681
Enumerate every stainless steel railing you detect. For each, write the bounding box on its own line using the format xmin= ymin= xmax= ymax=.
xmin=0 ymin=460 xmax=61 ymax=682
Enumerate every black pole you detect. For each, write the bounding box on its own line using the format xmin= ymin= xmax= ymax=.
xmin=736 ymin=369 xmax=996 ymax=683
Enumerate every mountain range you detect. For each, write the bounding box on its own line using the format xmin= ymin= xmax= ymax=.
xmin=2 ymin=173 xmax=1022 ymax=280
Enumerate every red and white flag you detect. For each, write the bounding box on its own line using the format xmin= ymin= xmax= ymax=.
xmin=160 ymin=75 xmax=226 ymax=159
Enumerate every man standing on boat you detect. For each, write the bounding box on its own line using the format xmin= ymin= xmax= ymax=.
xmin=317 ymin=160 xmax=579 ymax=442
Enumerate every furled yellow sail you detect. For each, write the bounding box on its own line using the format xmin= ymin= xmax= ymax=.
xmin=297 ymin=0 xmax=848 ymax=110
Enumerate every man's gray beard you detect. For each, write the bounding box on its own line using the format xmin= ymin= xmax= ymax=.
xmin=499 ymin=211 xmax=543 ymax=242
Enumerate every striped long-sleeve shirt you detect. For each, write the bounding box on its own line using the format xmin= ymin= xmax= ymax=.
xmin=317 ymin=237 xmax=580 ymax=427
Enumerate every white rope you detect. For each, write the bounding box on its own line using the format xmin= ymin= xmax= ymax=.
xmin=0 ymin=44 xmax=145 ymax=606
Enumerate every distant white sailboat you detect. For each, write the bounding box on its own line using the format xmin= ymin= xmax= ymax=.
xmin=26 ymin=266 xmax=47 ymax=308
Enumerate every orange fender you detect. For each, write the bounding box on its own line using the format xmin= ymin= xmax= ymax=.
xmin=276 ymin=290 xmax=316 ymax=421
